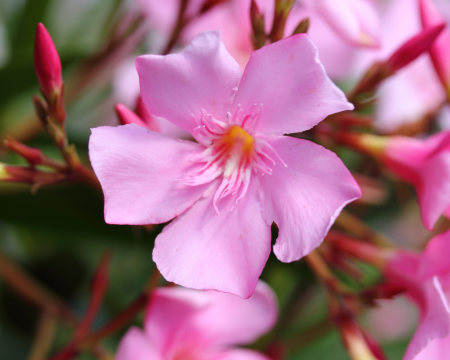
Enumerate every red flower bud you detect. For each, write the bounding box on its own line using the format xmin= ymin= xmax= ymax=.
xmin=4 ymin=137 xmax=46 ymax=165
xmin=135 ymin=96 xmax=160 ymax=132
xmin=34 ymin=23 xmax=63 ymax=100
xmin=115 ymin=103 xmax=148 ymax=128
xmin=386 ymin=23 xmax=445 ymax=73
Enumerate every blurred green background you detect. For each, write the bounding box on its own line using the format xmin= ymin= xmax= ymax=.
xmin=0 ymin=0 xmax=420 ymax=359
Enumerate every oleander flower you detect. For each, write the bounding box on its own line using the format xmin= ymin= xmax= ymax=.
xmin=116 ymin=282 xmax=277 ymax=360
xmin=382 ymin=131 xmax=450 ymax=230
xmin=385 ymin=250 xmax=450 ymax=360
xmin=414 ymin=229 xmax=450 ymax=359
xmin=89 ymin=31 xmax=361 ymax=298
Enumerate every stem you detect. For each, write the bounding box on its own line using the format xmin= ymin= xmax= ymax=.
xmin=335 ymin=210 xmax=392 ymax=248
xmin=81 ymin=267 xmax=161 ymax=349
xmin=162 ymin=0 xmax=190 ymax=55
xmin=27 ymin=312 xmax=57 ymax=360
xmin=0 ymin=250 xmax=76 ymax=326
xmin=305 ymin=251 xmax=351 ymax=293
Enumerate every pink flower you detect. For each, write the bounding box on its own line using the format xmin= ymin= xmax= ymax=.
xmin=34 ymin=23 xmax=62 ymax=99
xmin=116 ymin=281 xmax=277 ymax=360
xmin=381 ymin=131 xmax=450 ymax=230
xmin=298 ymin=0 xmax=380 ymax=48
xmin=420 ymin=0 xmax=450 ymax=97
xmin=385 ymin=251 xmax=450 ymax=360
xmin=411 ymin=229 xmax=450 ymax=359
xmin=89 ymin=31 xmax=361 ymax=298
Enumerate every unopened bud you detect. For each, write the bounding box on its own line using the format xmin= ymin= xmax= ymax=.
xmin=34 ymin=23 xmax=66 ymax=123
xmin=292 ymin=17 xmax=310 ymax=35
xmin=386 ymin=23 xmax=445 ymax=73
xmin=4 ymin=137 xmax=45 ymax=165
xmin=251 ymin=0 xmax=266 ymax=49
xmin=420 ymin=0 xmax=450 ymax=97
xmin=270 ymin=0 xmax=295 ymax=42
xmin=0 ymin=163 xmax=66 ymax=186
xmin=115 ymin=103 xmax=148 ymax=128
xmin=338 ymin=316 xmax=386 ymax=360
xmin=135 ymin=96 xmax=160 ymax=132
xmin=337 ymin=133 xmax=388 ymax=158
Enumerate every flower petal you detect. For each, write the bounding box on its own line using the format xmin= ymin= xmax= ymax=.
xmin=136 ymin=31 xmax=241 ymax=137
xmin=315 ymin=0 xmax=380 ymax=47
xmin=89 ymin=124 xmax=208 ymax=225
xmin=212 ymin=349 xmax=271 ymax=360
xmin=415 ymin=336 xmax=450 ymax=360
xmin=419 ymin=230 xmax=450 ymax=280
xmin=144 ymin=287 xmax=212 ymax=358
xmin=231 ymin=34 xmax=353 ymax=136
xmin=195 ymin=281 xmax=278 ymax=346
xmin=153 ymin=179 xmax=271 ymax=298
xmin=417 ymin=151 xmax=450 ymax=230
xmin=144 ymin=282 xmax=277 ymax=353
xmin=387 ymin=252 xmax=450 ymax=360
xmin=116 ymin=327 xmax=162 ymax=360
xmin=258 ymin=136 xmax=361 ymax=262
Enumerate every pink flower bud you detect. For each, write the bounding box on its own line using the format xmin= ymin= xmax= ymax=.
xmin=419 ymin=0 xmax=450 ymax=97
xmin=386 ymin=23 xmax=446 ymax=73
xmin=114 ymin=103 xmax=148 ymax=128
xmin=34 ymin=23 xmax=63 ymax=100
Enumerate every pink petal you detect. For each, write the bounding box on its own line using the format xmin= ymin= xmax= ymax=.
xmin=420 ymin=0 xmax=450 ymax=90
xmin=417 ymin=150 xmax=450 ymax=230
xmin=212 ymin=349 xmax=271 ymax=360
xmin=194 ymin=281 xmax=278 ymax=346
xmin=89 ymin=124 xmax=208 ymax=225
xmin=315 ymin=0 xmax=380 ymax=47
xmin=231 ymin=34 xmax=354 ymax=137
xmin=116 ymin=327 xmax=162 ymax=360
xmin=136 ymin=31 xmax=241 ymax=137
xmin=153 ymin=180 xmax=272 ymax=298
xmin=415 ymin=336 xmax=450 ymax=360
xmin=144 ymin=287 xmax=211 ymax=358
xmin=383 ymin=132 xmax=450 ymax=230
xmin=387 ymin=252 xmax=450 ymax=360
xmin=419 ymin=229 xmax=450 ymax=282
xmin=258 ymin=136 xmax=361 ymax=262
xmin=145 ymin=282 xmax=277 ymax=353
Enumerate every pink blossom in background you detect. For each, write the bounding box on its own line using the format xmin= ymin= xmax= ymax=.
xmin=298 ymin=0 xmax=380 ymax=47
xmin=412 ymin=229 xmax=450 ymax=359
xmin=89 ymin=31 xmax=361 ymax=298
xmin=420 ymin=0 xmax=450 ymax=96
xmin=385 ymin=251 xmax=450 ymax=360
xmin=381 ymin=131 xmax=450 ymax=230
xmin=355 ymin=0 xmax=445 ymax=132
xmin=116 ymin=281 xmax=277 ymax=360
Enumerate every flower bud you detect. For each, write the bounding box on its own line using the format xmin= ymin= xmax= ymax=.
xmin=337 ymin=315 xmax=386 ymax=360
xmin=250 ymin=0 xmax=266 ymax=49
xmin=270 ymin=0 xmax=295 ymax=43
xmin=386 ymin=23 xmax=445 ymax=73
xmin=419 ymin=0 xmax=450 ymax=97
xmin=292 ymin=17 xmax=310 ymax=35
xmin=34 ymin=23 xmax=66 ymax=123
xmin=4 ymin=137 xmax=46 ymax=165
xmin=115 ymin=103 xmax=148 ymax=128
xmin=135 ymin=96 xmax=160 ymax=132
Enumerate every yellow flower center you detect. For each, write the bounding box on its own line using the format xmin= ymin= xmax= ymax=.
xmin=218 ymin=125 xmax=254 ymax=156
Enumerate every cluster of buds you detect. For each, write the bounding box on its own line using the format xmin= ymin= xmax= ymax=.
xmin=0 ymin=23 xmax=99 ymax=191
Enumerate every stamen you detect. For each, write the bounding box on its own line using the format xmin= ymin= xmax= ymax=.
xmin=184 ymin=106 xmax=286 ymax=212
